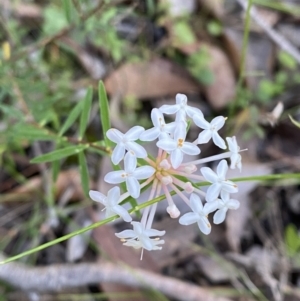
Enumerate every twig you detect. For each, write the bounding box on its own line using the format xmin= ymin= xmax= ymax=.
xmin=0 ymin=255 xmax=230 ymax=301
xmin=235 ymin=0 xmax=300 ymax=64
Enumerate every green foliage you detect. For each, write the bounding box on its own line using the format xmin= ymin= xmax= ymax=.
xmin=31 ymin=145 xmax=88 ymax=163
xmin=206 ymin=21 xmax=223 ymax=36
xmin=43 ymin=5 xmax=68 ymax=35
xmin=187 ymin=48 xmax=214 ymax=85
xmin=98 ymin=81 xmax=112 ymax=148
xmin=173 ymin=21 xmax=196 ymax=45
xmin=285 ymin=224 xmax=300 ymax=256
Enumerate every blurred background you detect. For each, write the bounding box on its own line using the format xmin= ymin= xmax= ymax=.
xmin=1 ymin=0 xmax=300 ymax=300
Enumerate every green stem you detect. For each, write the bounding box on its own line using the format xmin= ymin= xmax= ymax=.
xmin=229 ymin=0 xmax=253 ymax=116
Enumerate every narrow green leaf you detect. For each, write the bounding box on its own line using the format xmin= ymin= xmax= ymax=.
xmin=11 ymin=124 xmax=57 ymax=141
xmin=62 ymin=0 xmax=76 ymax=24
xmin=78 ymin=151 xmax=89 ymax=197
xmin=31 ymin=145 xmax=87 ymax=163
xmin=52 ymin=160 xmax=60 ymax=182
xmin=79 ymin=87 xmax=93 ymax=140
xmin=59 ymin=101 xmax=84 ymax=136
xmin=289 ymin=115 xmax=300 ymax=129
xmin=98 ymin=81 xmax=112 ymax=148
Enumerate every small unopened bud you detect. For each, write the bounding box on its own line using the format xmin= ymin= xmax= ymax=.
xmin=184 ymin=164 xmax=197 ymax=174
xmin=161 ymin=175 xmax=173 ymax=185
xmin=184 ymin=182 xmax=194 ymax=193
xmin=167 ymin=205 xmax=180 ymax=218
xmin=160 ymin=159 xmax=171 ymax=170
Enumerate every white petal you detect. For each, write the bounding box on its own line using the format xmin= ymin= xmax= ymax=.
xmin=220 ymin=190 xmax=230 ymax=202
xmin=174 ymin=121 xmax=187 ymax=141
xmin=106 ymin=128 xmax=123 ymax=143
xmin=206 ymin=183 xmax=221 ymax=202
xmin=126 ymin=142 xmax=147 ymax=158
xmin=124 ymin=151 xmax=137 ymax=174
xmin=107 ymin=186 xmax=120 ymax=205
xmin=131 ymin=221 xmax=144 ymax=235
xmin=226 ymin=136 xmax=238 ymax=152
xmin=213 ymin=208 xmax=227 ymax=224
xmin=89 ymin=190 xmax=106 ymax=204
xmin=197 ymin=218 xmax=211 ymax=235
xmin=133 ymin=166 xmax=155 ymax=180
xmin=156 ymin=139 xmax=177 ymax=152
xmin=212 ymin=132 xmax=226 ymax=149
xmin=159 ymin=104 xmax=180 ymax=114
xmin=113 ymin=205 xmax=132 ymax=222
xmin=176 ymin=93 xmax=187 ymax=104
xmin=211 ymin=116 xmax=225 ymax=130
xmin=104 ymin=170 xmax=126 ymax=184
xmin=193 ymin=115 xmax=210 ymax=129
xmin=144 ymin=229 xmax=166 ymax=237
xmin=140 ymin=127 xmax=160 ymax=141
xmin=111 ymin=143 xmax=125 ymax=165
xmin=230 ymin=153 xmax=241 ymax=169
xmin=115 ymin=229 xmax=136 ymax=239
xmin=179 ymin=212 xmax=199 ymax=225
xmin=126 ymin=177 xmax=140 ymax=198
xmin=123 ymin=239 xmax=143 ymax=249
xmin=203 ymin=201 xmax=219 ymax=214
xmin=151 ymin=108 xmax=163 ymax=127
xmin=140 ymin=235 xmax=153 ymax=251
xmin=189 ymin=193 xmax=203 ymax=213
xmin=170 ymin=148 xmax=183 ymax=169
xmin=221 ymin=180 xmax=238 ymax=193
xmin=181 ymin=142 xmax=200 ymax=155
xmin=200 ymin=167 xmax=218 ymax=183
xmin=186 ymin=106 xmax=203 ymax=118
xmin=125 ymin=126 xmax=145 ymax=140
xmin=197 ymin=130 xmax=212 ymax=144
xmin=217 ymin=160 xmax=228 ymax=179
xmin=163 ymin=122 xmax=176 ymax=134
xmin=227 ymin=199 xmax=240 ymax=210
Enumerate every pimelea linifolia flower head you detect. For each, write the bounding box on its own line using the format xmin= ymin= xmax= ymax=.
xmin=89 ymin=93 xmax=244 ymax=258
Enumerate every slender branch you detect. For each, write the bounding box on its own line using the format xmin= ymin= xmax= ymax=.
xmin=235 ymin=0 xmax=300 ymax=64
xmin=0 ymin=255 xmax=230 ymax=301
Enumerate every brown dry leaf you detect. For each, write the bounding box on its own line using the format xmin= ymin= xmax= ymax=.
xmin=202 ymin=43 xmax=236 ymax=109
xmin=4 ymin=169 xmax=87 ymax=203
xmin=198 ymin=0 xmax=225 ymax=18
xmin=176 ymin=40 xmax=236 ymax=109
xmin=104 ymin=58 xmax=200 ymax=99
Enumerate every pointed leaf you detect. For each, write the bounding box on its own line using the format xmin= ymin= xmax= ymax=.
xmin=62 ymin=0 xmax=78 ymax=24
xmin=79 ymin=87 xmax=93 ymax=140
xmin=31 ymin=145 xmax=88 ymax=163
xmin=12 ymin=124 xmax=57 ymax=141
xmin=59 ymin=100 xmax=84 ymax=136
xmin=78 ymin=151 xmax=89 ymax=197
xmin=98 ymin=81 xmax=112 ymax=148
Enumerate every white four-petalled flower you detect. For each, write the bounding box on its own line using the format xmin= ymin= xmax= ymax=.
xmin=156 ymin=121 xmax=200 ymax=168
xmin=201 ymin=160 xmax=238 ymax=202
xmin=89 ymin=187 xmax=132 ymax=222
xmin=104 ymin=152 xmax=155 ymax=198
xmin=107 ymin=126 xmax=147 ymax=165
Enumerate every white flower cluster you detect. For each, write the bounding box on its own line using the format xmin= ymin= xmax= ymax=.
xmin=89 ymin=94 xmax=243 ymax=256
